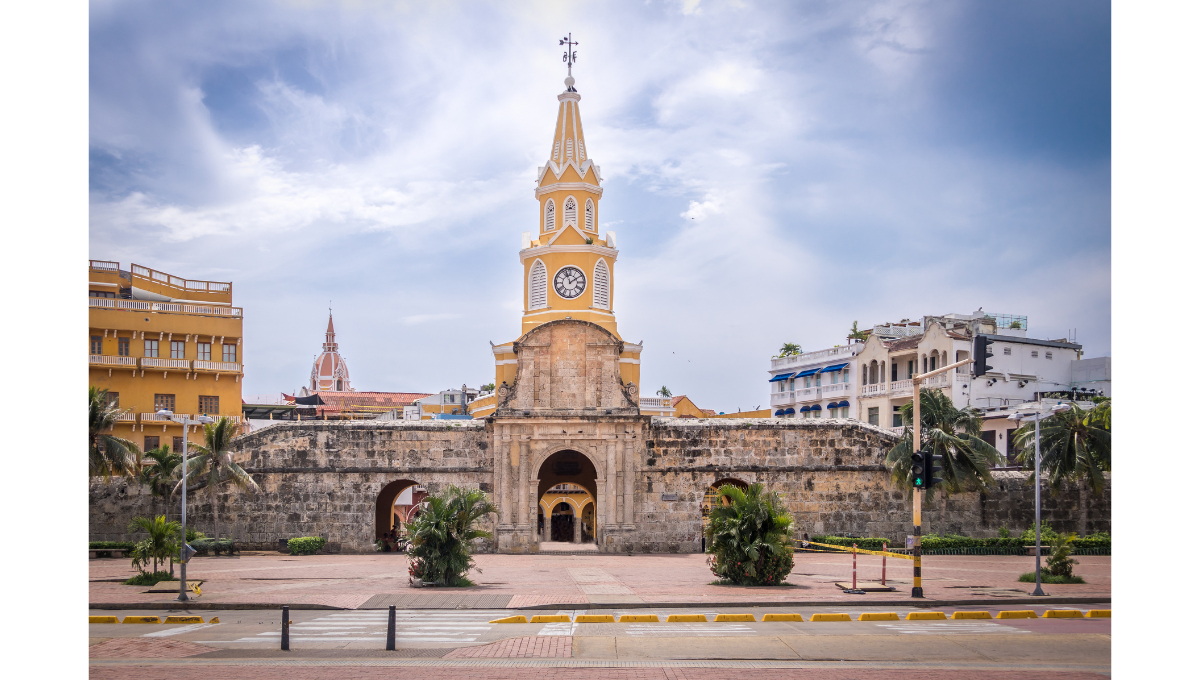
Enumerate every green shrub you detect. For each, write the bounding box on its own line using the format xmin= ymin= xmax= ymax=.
xmin=288 ymin=536 xmax=327 ymax=556
xmin=1046 ymin=532 xmax=1079 ymax=577
xmin=1020 ymin=522 xmax=1058 ymax=544
xmin=192 ymin=538 xmax=239 ymax=556
xmin=706 ymin=483 xmax=795 ymax=586
xmin=123 ymin=570 xmax=175 ymax=586
xmin=89 ymin=541 xmax=137 ymax=550
xmin=809 ymin=531 xmax=1109 ymax=555
xmin=407 ymin=486 xmax=496 ymax=586
xmin=186 ymin=528 xmax=207 ymax=542
xmin=998 ymin=526 xmax=1010 ymax=538
xmin=1018 ymin=569 xmax=1086 ymax=584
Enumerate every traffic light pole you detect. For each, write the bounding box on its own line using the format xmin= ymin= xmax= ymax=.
xmin=910 ymin=357 xmax=973 ymax=599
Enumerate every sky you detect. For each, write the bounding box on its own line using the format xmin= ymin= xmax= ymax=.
xmin=88 ymin=0 xmax=1111 ymax=411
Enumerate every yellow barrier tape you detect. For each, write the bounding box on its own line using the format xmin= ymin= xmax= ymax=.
xmin=798 ymin=541 xmax=914 ymax=561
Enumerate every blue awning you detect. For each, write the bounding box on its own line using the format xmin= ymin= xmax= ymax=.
xmin=783 ymin=408 xmax=796 ymax=415
xmin=810 ymin=404 xmax=822 ymax=411
xmin=769 ymin=373 xmax=795 ymax=382
xmin=774 ymin=409 xmax=785 ymax=416
xmin=799 ymin=406 xmax=811 ymax=412
xmin=819 ymin=363 xmax=850 ymax=373
xmin=837 ymin=400 xmax=850 ymax=408
xmin=796 ymin=368 xmax=820 ymax=377
xmin=828 ymin=403 xmax=840 ymax=410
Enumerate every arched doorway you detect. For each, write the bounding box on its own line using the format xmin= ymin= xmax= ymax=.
xmin=536 ymin=450 xmax=598 ymax=545
xmin=701 ymin=477 xmax=749 ymax=551
xmin=376 ymin=479 xmax=423 ymax=542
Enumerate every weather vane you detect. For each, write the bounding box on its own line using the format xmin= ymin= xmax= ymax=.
xmin=559 ymin=33 xmax=578 ymax=75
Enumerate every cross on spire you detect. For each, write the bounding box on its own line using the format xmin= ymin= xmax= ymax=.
xmin=559 ymin=33 xmax=578 ymax=80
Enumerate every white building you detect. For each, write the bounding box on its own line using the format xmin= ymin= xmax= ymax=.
xmin=767 ymin=344 xmax=860 ymax=420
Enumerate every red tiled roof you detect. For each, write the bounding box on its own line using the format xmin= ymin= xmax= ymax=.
xmin=670 ymin=395 xmax=688 ymax=406
xmin=946 ymin=331 xmax=970 ymax=340
xmin=310 ymin=391 xmax=433 ymax=410
xmin=885 ymin=336 xmax=921 ymax=351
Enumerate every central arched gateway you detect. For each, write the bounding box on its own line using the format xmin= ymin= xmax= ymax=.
xmin=536 ymin=450 xmax=597 ymax=545
xmin=375 ymin=479 xmax=422 ymax=543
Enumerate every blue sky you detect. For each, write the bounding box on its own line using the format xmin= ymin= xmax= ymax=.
xmin=88 ymin=0 xmax=1111 ymax=410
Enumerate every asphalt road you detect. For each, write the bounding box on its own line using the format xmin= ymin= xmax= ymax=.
xmin=89 ymin=602 xmax=1110 ymax=676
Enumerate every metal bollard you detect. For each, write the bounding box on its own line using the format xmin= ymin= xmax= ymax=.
xmin=882 ymin=542 xmax=888 ymax=586
xmin=281 ymin=605 xmax=290 ymax=651
xmin=852 ymin=543 xmax=857 ymax=591
xmin=386 ymin=605 xmax=396 ymax=650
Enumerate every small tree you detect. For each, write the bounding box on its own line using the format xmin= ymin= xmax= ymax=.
xmin=1012 ymin=402 xmax=1110 ymax=495
xmin=406 ymin=485 xmax=496 ymax=586
xmin=847 ymin=321 xmax=869 ymax=343
xmin=128 ymin=515 xmax=180 ymax=575
xmin=656 ymin=385 xmax=672 ymax=398
xmin=777 ymin=343 xmax=802 ymax=357
xmin=885 ymin=388 xmax=1003 ymax=495
xmin=89 ymin=386 xmax=140 ymax=480
xmin=175 ymin=417 xmax=259 ymax=540
xmin=139 ymin=445 xmax=182 ymax=521
xmin=705 ymin=483 xmax=794 ymax=585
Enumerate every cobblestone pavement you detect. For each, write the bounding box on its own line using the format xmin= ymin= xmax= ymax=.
xmin=444 ymin=636 xmax=573 ymax=658
xmin=88 ymin=552 xmax=1110 ymax=608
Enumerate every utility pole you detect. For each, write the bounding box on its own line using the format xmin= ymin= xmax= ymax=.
xmin=909 ymin=357 xmax=972 ymax=598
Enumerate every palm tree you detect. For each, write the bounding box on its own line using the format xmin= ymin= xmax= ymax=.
xmin=175 ymin=417 xmax=259 ymax=540
xmin=847 ymin=321 xmax=870 ymax=343
xmin=777 ymin=343 xmax=802 ymax=357
xmin=128 ymin=515 xmax=181 ymax=575
xmin=885 ymin=388 xmax=1004 ymax=494
xmin=1012 ymin=402 xmax=1110 ymax=536
xmin=406 ymin=485 xmax=496 ymax=586
xmin=704 ymin=483 xmax=794 ymax=585
xmin=139 ymin=445 xmax=182 ymax=521
xmin=1085 ymin=397 xmax=1111 ymax=430
xmin=656 ymin=385 xmax=672 ymax=398
xmin=89 ymin=386 xmax=140 ymax=480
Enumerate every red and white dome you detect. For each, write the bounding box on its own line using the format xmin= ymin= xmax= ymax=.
xmin=310 ymin=313 xmax=351 ymax=392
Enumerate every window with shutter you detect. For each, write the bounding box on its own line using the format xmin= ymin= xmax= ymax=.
xmin=577 ymin=140 xmax=585 ymax=160
xmin=584 ymin=199 xmax=594 ymax=231
xmin=529 ymin=260 xmax=548 ymax=310
xmin=592 ymin=259 xmax=610 ymax=310
xmin=564 ymin=197 xmax=577 ymax=226
xmin=544 ymin=199 xmax=555 ymax=232
xmin=553 ymin=141 xmax=560 ymax=161
xmin=565 ymin=138 xmax=574 ymax=160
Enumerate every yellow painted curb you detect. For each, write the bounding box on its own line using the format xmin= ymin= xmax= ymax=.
xmin=89 ymin=616 xmax=119 ymax=624
xmin=810 ymin=613 xmax=852 ymax=622
xmin=905 ymin=611 xmax=947 ymax=620
xmin=714 ymin=613 xmax=756 ymax=622
xmin=529 ymin=615 xmax=570 ymax=623
xmin=618 ymin=614 xmax=660 ymax=623
xmin=1085 ymin=609 xmax=1111 ymax=618
xmin=575 ymin=615 xmax=615 ymax=623
xmin=762 ymin=613 xmax=804 ymax=622
xmin=489 ymin=615 xmax=529 ymax=624
xmin=164 ymin=616 xmax=204 ymax=624
xmin=121 ymin=616 xmax=162 ymax=624
xmin=1043 ymin=609 xmax=1083 ymax=618
xmin=858 ymin=612 xmax=900 ymax=621
xmin=666 ymin=614 xmax=708 ymax=622
xmin=996 ymin=610 xmax=1038 ymax=619
xmin=209 ymin=617 xmax=220 ymax=623
xmin=951 ymin=611 xmax=993 ymax=619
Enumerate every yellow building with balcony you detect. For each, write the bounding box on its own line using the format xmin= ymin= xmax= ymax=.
xmin=88 ymin=260 xmax=244 ymax=452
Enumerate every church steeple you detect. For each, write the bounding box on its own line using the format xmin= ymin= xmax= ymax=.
xmin=323 ymin=312 xmax=338 ymax=351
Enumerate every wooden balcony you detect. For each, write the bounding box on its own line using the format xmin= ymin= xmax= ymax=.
xmin=140 ymin=358 xmax=191 ymax=371
xmin=193 ymin=360 xmax=241 ymax=373
xmin=90 ymin=354 xmax=137 ymax=367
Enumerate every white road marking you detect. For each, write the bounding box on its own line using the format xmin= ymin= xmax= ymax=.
xmin=624 ymin=623 xmax=755 ymax=636
xmin=206 ymin=610 xmax=502 ymax=645
xmin=141 ymin=623 xmax=216 ymax=637
xmin=873 ymin=622 xmax=1031 ymax=634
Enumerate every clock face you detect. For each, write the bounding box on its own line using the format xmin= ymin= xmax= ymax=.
xmin=553 ymin=266 xmax=587 ymax=299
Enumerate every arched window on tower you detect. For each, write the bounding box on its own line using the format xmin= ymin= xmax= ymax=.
xmin=592 ymin=259 xmax=610 ymax=310
xmin=564 ymin=197 xmax=577 ymax=226
xmin=544 ymin=199 xmax=555 ymax=232
xmin=529 ymin=260 xmax=548 ymax=310
xmin=336 ymin=379 xmax=342 ymax=391
xmin=565 ymin=138 xmax=574 ymax=160
xmin=584 ymin=199 xmax=594 ymax=231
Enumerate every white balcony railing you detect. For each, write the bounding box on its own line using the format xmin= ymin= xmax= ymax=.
xmin=860 ymin=383 xmax=887 ymax=396
xmin=890 ymin=379 xmax=913 ymax=394
xmin=193 ymin=360 xmax=241 ymax=373
xmin=89 ymin=354 xmax=137 ymax=367
xmin=639 ymin=397 xmax=672 ymax=410
xmin=89 ymin=298 xmax=152 ymax=311
xmin=770 ymin=345 xmax=856 ymax=370
xmin=113 ymin=411 xmax=137 ymax=422
xmin=770 ymin=392 xmax=792 ymax=406
xmin=140 ymin=412 xmax=191 ymax=423
xmin=822 ymin=383 xmax=852 ymax=396
xmin=150 ymin=302 xmax=241 ymax=317
xmin=140 ymin=358 xmax=190 ymax=370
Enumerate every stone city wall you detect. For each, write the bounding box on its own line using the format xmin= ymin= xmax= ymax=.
xmin=89 ymin=417 xmax=1109 ymax=554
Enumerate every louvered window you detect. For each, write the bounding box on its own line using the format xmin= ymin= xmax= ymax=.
xmin=564 ymin=197 xmax=577 ymax=226
xmin=553 ymin=141 xmax=560 ymax=161
xmin=592 ymin=259 xmax=609 ymax=310
xmin=529 ymin=260 xmax=548 ymax=310
xmin=544 ymin=199 xmax=555 ymax=232
xmin=584 ymin=199 xmax=594 ymax=231
xmin=577 ymin=140 xmax=585 ymax=160
xmin=565 ymin=138 xmax=574 ymax=160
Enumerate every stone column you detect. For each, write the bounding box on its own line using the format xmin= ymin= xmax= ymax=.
xmin=543 ymin=512 xmax=552 ymax=542
xmin=517 ymin=439 xmax=529 ymax=528
xmin=572 ymin=513 xmax=582 ymax=543
xmin=605 ymin=440 xmax=617 ymax=525
xmin=500 ymin=433 xmax=512 ymax=525
xmin=623 ymin=437 xmax=635 ymax=528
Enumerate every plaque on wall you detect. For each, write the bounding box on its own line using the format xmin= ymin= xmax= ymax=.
xmin=661 ymin=493 xmax=679 ymax=501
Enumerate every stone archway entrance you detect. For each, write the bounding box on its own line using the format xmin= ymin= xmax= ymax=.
xmin=701 ymin=477 xmax=749 ymax=551
xmin=376 ymin=479 xmax=423 ymax=544
xmin=536 ymin=450 xmax=597 ymax=545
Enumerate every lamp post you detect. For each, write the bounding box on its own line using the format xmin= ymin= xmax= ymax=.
xmin=157 ymin=409 xmax=214 ymax=602
xmin=1008 ymin=402 xmax=1070 ymax=596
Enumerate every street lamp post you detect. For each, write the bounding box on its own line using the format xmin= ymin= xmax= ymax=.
xmin=1008 ymin=402 xmax=1069 ymax=597
xmin=157 ymin=409 xmax=214 ymax=602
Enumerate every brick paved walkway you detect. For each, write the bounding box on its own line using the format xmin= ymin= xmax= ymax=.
xmin=89 ymin=638 xmax=216 ymax=658
xmin=88 ymin=667 xmax=1107 ymax=679
xmin=89 ymin=552 xmax=1110 ymax=608
xmin=444 ymin=636 xmax=572 ymax=658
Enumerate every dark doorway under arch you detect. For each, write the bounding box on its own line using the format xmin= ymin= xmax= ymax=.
xmin=536 ymin=450 xmax=598 ymax=544
xmin=376 ymin=479 xmax=420 ymax=541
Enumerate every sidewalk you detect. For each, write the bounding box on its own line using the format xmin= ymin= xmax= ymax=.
xmin=89 ymin=552 xmax=1110 ymax=610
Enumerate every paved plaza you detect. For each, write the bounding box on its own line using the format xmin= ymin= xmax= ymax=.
xmin=89 ymin=551 xmax=1110 ymax=610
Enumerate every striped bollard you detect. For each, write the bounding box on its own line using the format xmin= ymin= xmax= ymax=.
xmin=882 ymin=542 xmax=887 ymax=586
xmin=852 ymin=543 xmax=857 ymax=590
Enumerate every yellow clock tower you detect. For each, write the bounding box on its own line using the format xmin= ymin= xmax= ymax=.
xmin=481 ymin=66 xmax=643 ymax=412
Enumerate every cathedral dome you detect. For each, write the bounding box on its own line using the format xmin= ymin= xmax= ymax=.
xmin=310 ymin=312 xmax=351 ymax=392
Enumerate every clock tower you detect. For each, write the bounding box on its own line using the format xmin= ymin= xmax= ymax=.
xmin=489 ymin=68 xmax=642 ymax=396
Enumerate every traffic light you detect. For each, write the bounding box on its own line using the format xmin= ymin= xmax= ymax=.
xmin=972 ymin=335 xmax=994 ymax=377
xmin=911 ymin=450 xmax=925 ymax=488
xmin=924 ymin=452 xmax=944 ymax=489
